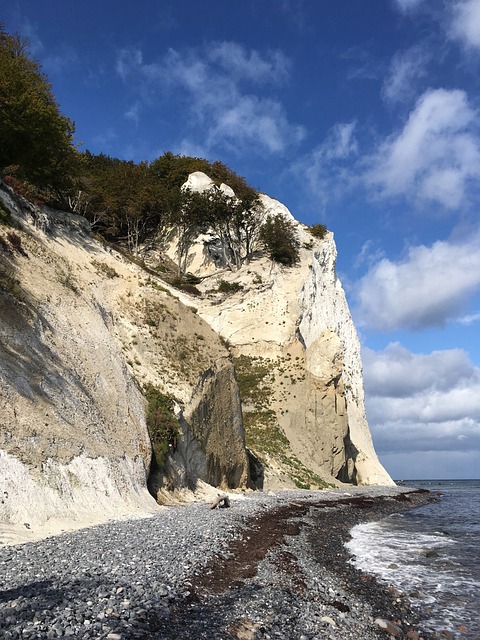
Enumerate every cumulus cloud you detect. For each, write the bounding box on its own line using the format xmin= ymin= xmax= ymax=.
xmin=449 ymin=0 xmax=480 ymax=49
xmin=292 ymin=122 xmax=358 ymax=210
xmin=363 ymin=343 xmax=476 ymax=398
xmin=382 ymin=45 xmax=430 ymax=104
xmin=355 ymin=231 xmax=480 ymax=331
xmin=206 ymin=95 xmax=303 ymax=154
xmin=114 ymin=42 xmax=302 ymax=155
xmin=365 ymin=88 xmax=480 ymax=209
xmin=363 ymin=344 xmax=480 ymax=467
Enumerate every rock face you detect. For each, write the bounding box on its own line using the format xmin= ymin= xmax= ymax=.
xmin=176 ymin=173 xmax=393 ymax=487
xmin=0 ymin=168 xmax=392 ymax=540
xmin=0 ymin=184 xmax=249 ymax=539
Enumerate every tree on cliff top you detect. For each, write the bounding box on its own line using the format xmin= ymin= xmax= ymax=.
xmin=0 ymin=25 xmax=77 ymax=193
xmin=260 ymin=215 xmax=300 ymax=266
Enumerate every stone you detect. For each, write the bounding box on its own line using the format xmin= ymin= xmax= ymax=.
xmin=375 ymin=618 xmax=403 ymax=636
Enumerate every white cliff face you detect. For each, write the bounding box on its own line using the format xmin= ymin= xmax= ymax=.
xmin=0 ymin=183 xmax=250 ymax=544
xmin=297 ymin=235 xmax=393 ymax=485
xmin=179 ymin=174 xmax=393 ymax=486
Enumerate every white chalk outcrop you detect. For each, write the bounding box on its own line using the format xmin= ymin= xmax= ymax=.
xmin=176 ymin=173 xmax=393 ymax=487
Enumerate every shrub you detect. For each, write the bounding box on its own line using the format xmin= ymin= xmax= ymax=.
xmin=143 ymin=383 xmax=180 ymax=468
xmin=260 ymin=215 xmax=300 ymax=266
xmin=6 ymin=231 xmax=23 ymax=252
xmin=179 ymin=283 xmax=201 ymax=296
xmin=0 ymin=201 xmax=11 ymax=225
xmin=217 ymin=279 xmax=243 ymax=294
xmin=308 ymin=223 xmax=327 ymax=239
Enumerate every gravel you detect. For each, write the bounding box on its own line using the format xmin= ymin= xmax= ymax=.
xmin=0 ymin=487 xmax=437 ymax=639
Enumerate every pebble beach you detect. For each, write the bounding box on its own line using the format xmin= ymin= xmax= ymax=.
xmin=0 ymin=487 xmax=438 ymax=640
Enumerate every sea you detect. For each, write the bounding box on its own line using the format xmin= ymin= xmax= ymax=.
xmin=345 ymin=480 xmax=480 ymax=639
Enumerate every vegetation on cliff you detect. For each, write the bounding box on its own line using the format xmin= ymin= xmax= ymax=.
xmin=0 ymin=24 xmax=312 ymax=273
xmin=0 ymin=25 xmax=78 ymax=196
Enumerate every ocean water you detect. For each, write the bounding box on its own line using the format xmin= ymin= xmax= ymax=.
xmin=346 ymin=480 xmax=480 ymax=639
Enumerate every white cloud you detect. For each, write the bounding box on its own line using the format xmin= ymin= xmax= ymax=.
xmin=206 ymin=95 xmax=304 ymax=154
xmin=449 ymin=0 xmax=480 ymax=49
xmin=125 ymin=102 xmax=140 ymax=124
xmin=458 ymin=310 xmax=480 ymax=325
xmin=116 ymin=47 xmax=143 ymax=81
xmin=355 ymin=231 xmax=480 ymax=331
xmin=292 ymin=122 xmax=358 ymax=210
xmin=363 ymin=343 xmax=475 ymax=397
xmin=207 ymin=42 xmax=291 ymax=85
xmin=354 ymin=240 xmax=386 ymax=270
xmin=392 ymin=0 xmax=425 ymax=13
xmin=365 ymin=88 xmax=480 ymax=209
xmin=363 ymin=344 xmax=480 ymax=472
xmin=114 ymin=42 xmax=302 ymax=156
xmin=382 ymin=45 xmax=430 ymax=104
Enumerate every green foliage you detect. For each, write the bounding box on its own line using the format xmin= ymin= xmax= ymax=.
xmin=77 ymin=152 xmax=169 ymax=253
xmin=0 ymin=200 xmax=12 ymax=225
xmin=150 ymin=152 xmax=212 ymax=193
xmin=171 ymin=276 xmax=201 ymax=296
xmin=308 ymin=223 xmax=327 ymax=239
xmin=217 ymin=279 xmax=243 ymax=294
xmin=0 ymin=25 xmax=78 ymax=192
xmin=80 ymin=151 xmax=261 ymax=276
xmin=260 ymin=215 xmax=300 ymax=266
xmin=143 ymin=383 xmax=179 ymax=468
xmin=233 ymin=355 xmax=273 ymax=407
xmin=0 ymin=26 xmax=264 ymax=268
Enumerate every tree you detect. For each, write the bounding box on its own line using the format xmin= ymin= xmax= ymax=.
xmin=0 ymin=25 xmax=77 ymax=193
xmin=77 ymin=152 xmax=170 ymax=253
xmin=260 ymin=215 xmax=300 ymax=266
xmin=207 ymin=188 xmax=265 ymax=270
xmin=172 ymin=188 xmax=208 ymax=275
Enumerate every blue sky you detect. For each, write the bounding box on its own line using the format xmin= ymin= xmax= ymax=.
xmin=3 ymin=0 xmax=480 ymax=480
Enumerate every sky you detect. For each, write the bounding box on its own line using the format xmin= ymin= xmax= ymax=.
xmin=3 ymin=0 xmax=480 ymax=480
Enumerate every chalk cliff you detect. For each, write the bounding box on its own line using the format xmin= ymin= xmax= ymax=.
xmin=0 ymin=172 xmax=392 ymax=542
xmin=0 ymin=183 xmax=249 ymax=544
xmin=172 ymin=173 xmax=393 ymax=488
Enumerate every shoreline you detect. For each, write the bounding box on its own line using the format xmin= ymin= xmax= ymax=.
xmin=153 ymin=489 xmax=438 ymax=640
xmin=0 ymin=486 xmax=438 ymax=639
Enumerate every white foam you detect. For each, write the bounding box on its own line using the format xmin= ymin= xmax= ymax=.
xmin=346 ymin=519 xmax=480 ymax=635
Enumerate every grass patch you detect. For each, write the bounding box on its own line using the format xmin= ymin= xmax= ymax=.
xmin=91 ymin=259 xmax=118 ymax=278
